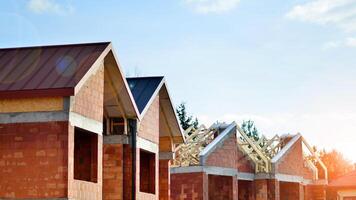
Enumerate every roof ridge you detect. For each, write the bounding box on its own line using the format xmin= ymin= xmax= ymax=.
xmin=0 ymin=41 xmax=111 ymax=51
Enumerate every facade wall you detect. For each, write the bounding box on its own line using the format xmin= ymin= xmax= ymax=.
xmin=237 ymin=147 xmax=255 ymax=173
xmin=159 ymin=159 xmax=170 ymax=200
xmin=138 ymin=96 xmax=160 ymax=144
xmin=68 ymin=125 xmax=103 ymax=200
xmin=171 ymin=172 xmax=208 ymax=200
xmin=68 ymin=63 xmax=104 ymax=199
xmin=306 ymin=185 xmax=327 ymax=200
xmin=275 ymin=138 xmax=305 ymax=176
xmin=280 ymin=182 xmax=301 ymax=200
xmin=103 ymin=144 xmax=124 ymax=200
xmin=205 ymin=133 xmax=238 ymax=169
xmin=0 ymin=97 xmax=63 ymax=113
xmin=208 ymin=175 xmax=237 ymax=200
xmin=238 ymin=180 xmax=255 ymax=200
xmin=0 ymin=121 xmax=68 ymax=198
xmin=72 ymin=63 xmax=104 ymax=122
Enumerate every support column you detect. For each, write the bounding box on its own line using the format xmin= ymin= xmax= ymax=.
xmin=267 ymin=179 xmax=280 ymax=200
xmin=159 ymin=159 xmax=170 ymax=200
xmin=255 ymin=180 xmax=268 ymax=200
xmin=232 ymin=176 xmax=238 ymax=200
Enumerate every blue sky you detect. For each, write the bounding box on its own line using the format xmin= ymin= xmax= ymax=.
xmin=1 ymin=0 xmax=356 ymax=162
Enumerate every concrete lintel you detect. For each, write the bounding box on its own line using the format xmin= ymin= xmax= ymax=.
xmin=170 ymin=166 xmax=238 ymax=177
xmin=199 ymin=122 xmax=236 ymax=165
xmin=0 ymin=111 xmax=68 ymax=124
xmin=159 ymin=151 xmax=175 ymax=160
xmin=137 ymin=136 xmax=158 ymax=153
xmin=103 ymin=134 xmax=129 ymax=144
xmin=255 ymin=172 xmax=310 ymax=184
xmin=237 ymin=172 xmax=255 ymax=181
xmin=69 ymin=112 xmax=102 ymax=135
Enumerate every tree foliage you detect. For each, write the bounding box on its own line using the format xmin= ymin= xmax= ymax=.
xmin=176 ymin=103 xmax=199 ymax=133
xmin=241 ymin=120 xmax=260 ymax=141
xmin=317 ymin=149 xmax=354 ymax=181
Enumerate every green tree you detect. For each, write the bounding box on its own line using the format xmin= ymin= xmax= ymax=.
xmin=241 ymin=120 xmax=260 ymax=141
xmin=176 ymin=103 xmax=199 ymax=133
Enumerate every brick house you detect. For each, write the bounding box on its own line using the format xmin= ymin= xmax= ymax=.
xmin=171 ymin=122 xmax=240 ymax=200
xmin=103 ymin=76 xmax=184 ymax=200
xmin=0 ymin=42 xmax=184 ymax=200
xmin=171 ymin=122 xmax=328 ymax=200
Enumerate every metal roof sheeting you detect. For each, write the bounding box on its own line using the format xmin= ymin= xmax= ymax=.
xmin=0 ymin=42 xmax=109 ymax=97
xmin=126 ymin=76 xmax=163 ymax=114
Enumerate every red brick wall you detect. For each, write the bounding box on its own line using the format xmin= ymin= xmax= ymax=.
xmin=237 ymin=147 xmax=255 ymax=173
xmin=123 ymin=144 xmax=133 ymax=200
xmin=171 ymin=172 xmax=207 ymax=200
xmin=103 ymin=144 xmax=123 ymax=200
xmin=205 ymin=133 xmax=238 ymax=169
xmin=267 ymin=179 xmax=280 ymax=200
xmin=255 ymin=180 xmax=268 ymax=200
xmin=238 ymin=180 xmax=255 ymax=200
xmin=280 ymin=182 xmax=300 ymax=200
xmin=307 ymin=185 xmax=327 ymax=200
xmin=72 ymin=64 xmax=104 ymax=122
xmin=159 ymin=160 xmax=170 ymax=200
xmin=138 ymin=96 xmax=159 ymax=144
xmin=275 ymin=138 xmax=304 ymax=176
xmin=0 ymin=121 xmax=68 ymax=199
xmin=208 ymin=175 xmax=234 ymax=200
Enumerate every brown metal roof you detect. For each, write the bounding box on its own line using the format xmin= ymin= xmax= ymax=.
xmin=0 ymin=42 xmax=110 ymax=98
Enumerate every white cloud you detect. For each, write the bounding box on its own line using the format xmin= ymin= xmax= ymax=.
xmin=27 ymin=0 xmax=74 ymax=15
xmin=184 ymin=0 xmax=240 ymax=14
xmin=322 ymin=37 xmax=356 ymax=49
xmin=286 ymin=0 xmax=356 ymax=32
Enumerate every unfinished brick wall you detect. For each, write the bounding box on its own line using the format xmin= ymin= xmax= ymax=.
xmin=208 ymin=175 xmax=235 ymax=200
xmin=205 ymin=133 xmax=238 ymax=169
xmin=72 ymin=64 xmax=104 ymax=122
xmin=171 ymin=172 xmax=207 ymax=200
xmin=159 ymin=159 xmax=170 ymax=200
xmin=306 ymin=185 xmax=327 ymax=200
xmin=275 ymin=138 xmax=304 ymax=176
xmin=68 ymin=125 xmax=103 ymax=200
xmin=237 ymin=148 xmax=255 ymax=173
xmin=0 ymin=121 xmax=68 ymax=199
xmin=280 ymin=182 xmax=301 ymax=200
xmin=123 ymin=144 xmax=133 ymax=200
xmin=103 ymin=144 xmax=123 ymax=200
xmin=138 ymin=96 xmax=160 ymax=144
xmin=238 ymin=180 xmax=255 ymax=200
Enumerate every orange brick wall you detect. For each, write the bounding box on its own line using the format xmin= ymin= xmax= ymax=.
xmin=280 ymin=182 xmax=301 ymax=200
xmin=103 ymin=144 xmax=123 ymax=200
xmin=68 ymin=125 xmax=103 ymax=200
xmin=205 ymin=133 xmax=238 ymax=169
xmin=159 ymin=160 xmax=170 ymax=200
xmin=237 ymin=147 xmax=255 ymax=173
xmin=72 ymin=64 xmax=104 ymax=122
xmin=171 ymin=172 xmax=207 ymax=200
xmin=275 ymin=138 xmax=305 ymax=176
xmin=208 ymin=175 xmax=235 ymax=200
xmin=0 ymin=121 xmax=68 ymax=199
xmin=238 ymin=180 xmax=255 ymax=200
xmin=138 ymin=96 xmax=159 ymax=144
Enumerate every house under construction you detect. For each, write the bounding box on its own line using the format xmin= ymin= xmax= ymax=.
xmin=171 ymin=122 xmax=328 ymax=200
